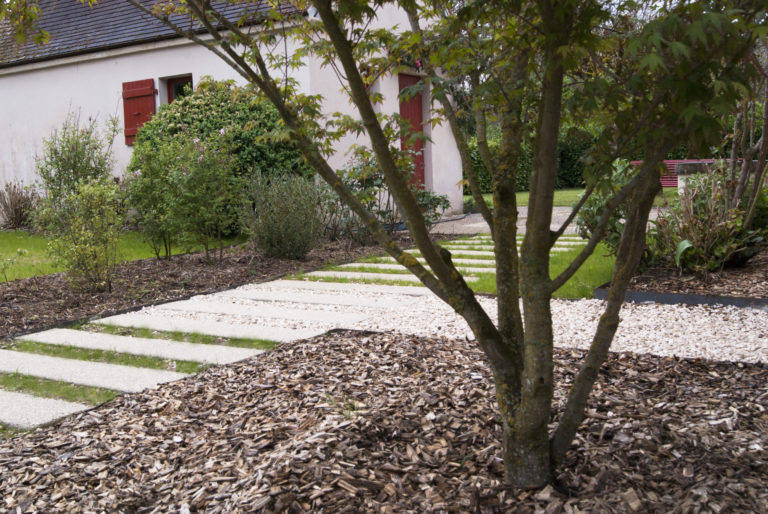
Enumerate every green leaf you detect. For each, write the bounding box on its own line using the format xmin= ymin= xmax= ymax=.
xmin=675 ymin=239 xmax=694 ymax=268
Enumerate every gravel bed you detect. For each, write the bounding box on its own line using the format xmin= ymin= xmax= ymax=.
xmin=136 ymin=283 xmax=768 ymax=364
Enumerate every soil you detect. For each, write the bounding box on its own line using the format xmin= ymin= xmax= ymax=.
xmin=629 ymin=246 xmax=768 ymax=300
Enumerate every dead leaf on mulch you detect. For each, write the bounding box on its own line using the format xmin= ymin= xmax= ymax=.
xmin=1 ymin=331 xmax=765 ymax=512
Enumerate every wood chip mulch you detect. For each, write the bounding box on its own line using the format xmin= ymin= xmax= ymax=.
xmin=1 ymin=330 xmax=766 ymax=513
xmin=630 ymin=247 xmax=768 ymax=300
xmin=0 ymin=238 xmax=392 ymax=340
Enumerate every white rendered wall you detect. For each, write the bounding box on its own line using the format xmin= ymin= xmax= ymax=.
xmin=0 ymin=38 xmax=309 ymax=186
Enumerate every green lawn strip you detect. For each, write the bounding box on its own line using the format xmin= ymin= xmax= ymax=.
xmin=0 ymin=423 xmax=26 ymax=440
xmin=4 ymin=340 xmax=204 ymax=374
xmin=0 ymin=229 xmax=244 ymax=282
xmin=326 ymin=264 xmax=490 ymax=276
xmin=0 ymin=371 xmax=119 ymax=406
xmin=469 ymin=187 xmax=675 ymax=210
xmin=85 ymin=324 xmax=277 ymax=350
xmin=356 ymin=256 xmax=497 ymax=268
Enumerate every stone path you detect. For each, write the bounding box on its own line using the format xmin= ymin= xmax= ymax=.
xmin=0 ymin=234 xmax=578 ymax=431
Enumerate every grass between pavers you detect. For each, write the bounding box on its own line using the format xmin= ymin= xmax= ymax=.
xmin=85 ymin=324 xmax=277 ymax=351
xmin=0 ymin=371 xmax=119 ymax=406
xmin=3 ymin=340 xmax=205 ymax=374
xmin=306 ymin=240 xmax=611 ymax=299
xmin=0 ymin=230 xmax=245 ymax=282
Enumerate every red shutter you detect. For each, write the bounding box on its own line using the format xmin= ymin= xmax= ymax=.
xmin=122 ymin=79 xmax=157 ymax=146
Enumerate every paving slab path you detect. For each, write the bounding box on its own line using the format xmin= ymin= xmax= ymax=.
xmin=0 ymin=234 xmax=580 ymax=430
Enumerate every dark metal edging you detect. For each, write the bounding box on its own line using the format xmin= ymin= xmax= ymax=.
xmin=594 ymin=284 xmax=768 ymax=311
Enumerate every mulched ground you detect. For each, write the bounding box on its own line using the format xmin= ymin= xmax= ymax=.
xmin=0 ymin=238 xmax=393 ymax=340
xmin=1 ymin=330 xmax=765 ymax=512
xmin=630 ymin=247 xmax=768 ymax=299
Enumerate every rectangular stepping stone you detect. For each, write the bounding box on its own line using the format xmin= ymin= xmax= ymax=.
xmin=217 ymin=289 xmax=419 ymax=308
xmin=378 ymin=256 xmax=497 ymax=266
xmin=339 ymin=263 xmax=496 ymax=275
xmin=162 ymin=299 xmax=367 ymax=324
xmin=412 ymin=249 xmax=495 ymax=257
xmin=95 ymin=313 xmax=324 ymax=343
xmin=305 ymin=271 xmax=479 ymax=282
xmin=0 ymin=389 xmax=90 ymax=429
xmin=244 ymin=279 xmax=439 ymax=296
xmin=19 ymin=328 xmax=262 ymax=365
xmin=0 ymin=349 xmax=186 ymax=393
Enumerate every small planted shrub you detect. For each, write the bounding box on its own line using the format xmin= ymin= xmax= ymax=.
xmin=648 ymin=168 xmax=766 ymax=273
xmin=171 ymin=136 xmax=243 ymax=263
xmin=35 ymin=112 xmax=119 ymax=208
xmin=0 ymin=181 xmax=39 ymax=229
xmin=244 ymin=173 xmax=323 ymax=259
xmin=38 ymin=179 xmax=125 ymax=292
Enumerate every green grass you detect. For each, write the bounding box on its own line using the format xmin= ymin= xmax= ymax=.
xmin=0 ymin=229 xmax=245 ymax=282
xmin=5 ymin=340 xmax=205 ymax=374
xmin=87 ymin=324 xmax=277 ymax=350
xmin=0 ymin=423 xmax=24 ymax=439
xmin=285 ymin=274 xmax=422 ymax=288
xmin=467 ymin=187 xmax=678 ymax=210
xmin=0 ymin=371 xmax=119 ymax=406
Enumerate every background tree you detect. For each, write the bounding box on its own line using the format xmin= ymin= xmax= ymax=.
xmin=6 ymin=0 xmax=764 ymax=488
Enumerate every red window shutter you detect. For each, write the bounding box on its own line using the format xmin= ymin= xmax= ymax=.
xmin=122 ymin=79 xmax=157 ymax=146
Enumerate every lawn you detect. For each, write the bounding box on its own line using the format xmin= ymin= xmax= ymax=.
xmin=467 ymin=187 xmax=678 ymax=210
xmin=0 ymin=230 xmax=244 ymax=282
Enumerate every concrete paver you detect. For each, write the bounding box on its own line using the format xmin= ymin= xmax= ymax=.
xmin=304 ymin=271 xmax=479 ymax=282
xmin=0 ymin=349 xmax=187 ymax=393
xmin=19 ymin=328 xmax=262 ymax=365
xmin=161 ymin=298 xmax=368 ymax=324
xmin=0 ymin=389 xmax=90 ymax=429
xmin=95 ymin=313 xmax=325 ymax=343
xmin=338 ymin=262 xmax=496 ymax=274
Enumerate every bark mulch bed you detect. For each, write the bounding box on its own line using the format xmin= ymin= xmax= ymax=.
xmin=1 ymin=330 xmax=766 ymax=512
xmin=0 ymin=238 xmax=394 ymax=340
xmin=629 ymin=247 xmax=768 ymax=300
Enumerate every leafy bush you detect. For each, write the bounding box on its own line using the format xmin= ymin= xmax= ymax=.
xmin=131 ymin=77 xmax=311 ymax=179
xmin=464 ymin=130 xmax=590 ymax=194
xmin=36 ymin=112 xmax=119 ymax=207
xmin=124 ymin=141 xmax=180 ymax=259
xmin=37 ymin=179 xmax=124 ymax=292
xmin=171 ymin=136 xmax=243 ymax=263
xmin=0 ymin=181 xmax=39 ymax=229
xmin=648 ymin=169 xmax=766 ymax=272
xmin=244 ymin=173 xmax=323 ymax=259
xmin=575 ymin=159 xmax=633 ymax=254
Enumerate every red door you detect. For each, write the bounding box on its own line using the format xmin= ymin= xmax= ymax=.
xmin=398 ymin=74 xmax=425 ymax=186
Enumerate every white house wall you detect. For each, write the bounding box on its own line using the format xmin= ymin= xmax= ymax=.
xmin=1 ymin=12 xmax=461 ymax=213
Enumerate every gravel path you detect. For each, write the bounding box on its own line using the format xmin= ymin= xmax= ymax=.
xmin=134 ymin=280 xmax=768 ymax=364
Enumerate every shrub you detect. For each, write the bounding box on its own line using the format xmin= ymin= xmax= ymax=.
xmin=575 ymin=159 xmax=633 ymax=255
xmin=36 ymin=112 xmax=119 ymax=207
xmin=38 ymin=179 xmax=124 ymax=292
xmin=0 ymin=181 xmax=39 ymax=229
xmin=244 ymin=173 xmax=323 ymax=259
xmin=131 ymin=77 xmax=311 ymax=180
xmin=648 ymin=168 xmax=766 ymax=272
xmin=171 ymin=135 xmax=243 ymax=263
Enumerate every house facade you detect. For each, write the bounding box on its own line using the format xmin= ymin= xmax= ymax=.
xmin=0 ymin=0 xmax=463 ymax=212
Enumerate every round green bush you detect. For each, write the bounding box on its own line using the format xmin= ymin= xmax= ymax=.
xmin=130 ymin=77 xmax=311 ymax=179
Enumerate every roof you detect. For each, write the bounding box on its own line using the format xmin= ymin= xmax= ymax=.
xmin=0 ymin=0 xmax=284 ymax=69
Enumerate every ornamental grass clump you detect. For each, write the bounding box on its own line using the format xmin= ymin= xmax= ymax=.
xmin=0 ymin=181 xmax=39 ymax=229
xmin=244 ymin=173 xmax=322 ymax=259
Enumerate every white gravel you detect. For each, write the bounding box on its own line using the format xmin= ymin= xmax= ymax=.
xmin=132 ymin=281 xmax=768 ymax=364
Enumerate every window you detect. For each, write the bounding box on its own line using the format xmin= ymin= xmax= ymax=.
xmin=166 ymin=75 xmax=193 ymax=103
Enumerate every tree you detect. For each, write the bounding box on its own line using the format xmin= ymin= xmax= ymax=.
xmin=5 ymin=0 xmax=764 ymax=489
